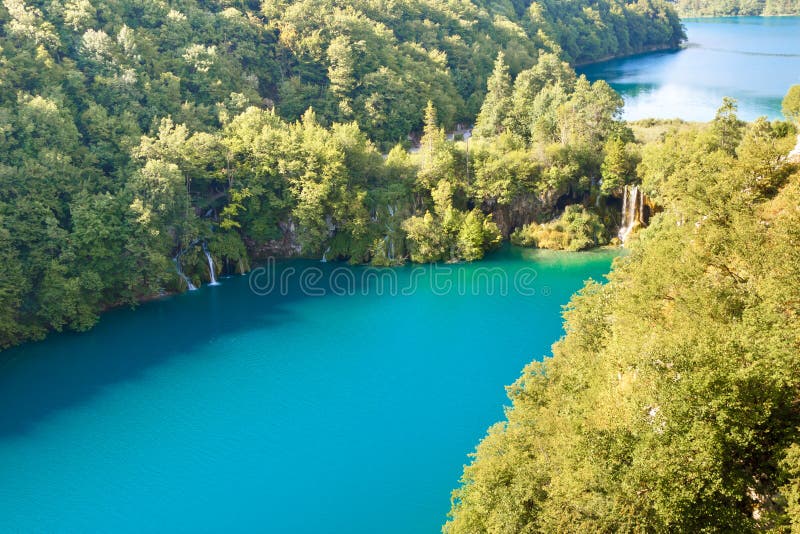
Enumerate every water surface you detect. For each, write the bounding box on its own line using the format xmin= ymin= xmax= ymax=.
xmin=580 ymin=17 xmax=800 ymax=121
xmin=0 ymin=246 xmax=616 ymax=532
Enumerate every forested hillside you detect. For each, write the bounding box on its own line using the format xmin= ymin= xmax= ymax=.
xmin=674 ymin=0 xmax=800 ymax=16
xmin=445 ymin=103 xmax=800 ymax=532
xmin=0 ymin=0 xmax=684 ymax=347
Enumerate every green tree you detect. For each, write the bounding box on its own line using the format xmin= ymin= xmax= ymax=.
xmin=782 ymin=84 xmax=800 ymax=124
xmin=712 ymin=96 xmax=744 ymax=154
xmin=474 ymin=52 xmax=511 ymax=138
xmin=600 ymin=136 xmax=633 ymax=195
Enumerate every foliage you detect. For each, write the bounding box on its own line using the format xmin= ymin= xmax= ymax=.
xmin=446 ymin=103 xmax=800 ymax=533
xmin=403 ymin=180 xmax=502 ymax=263
xmin=511 ymin=205 xmax=608 ymax=251
xmin=0 ymin=0 xmax=683 ymax=347
xmin=783 ymin=85 xmax=800 ymax=125
xmin=601 ymin=136 xmax=638 ymax=195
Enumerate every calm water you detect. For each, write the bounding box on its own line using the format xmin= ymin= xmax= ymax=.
xmin=0 ymin=246 xmax=616 ymax=533
xmin=580 ymin=17 xmax=800 ymax=121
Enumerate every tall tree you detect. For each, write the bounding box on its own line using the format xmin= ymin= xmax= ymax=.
xmin=474 ymin=52 xmax=512 ymax=138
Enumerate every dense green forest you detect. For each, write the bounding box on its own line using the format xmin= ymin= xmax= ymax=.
xmin=4 ymin=0 xmax=800 ymax=527
xmin=674 ymin=0 xmax=800 ymax=16
xmin=0 ymin=0 xmax=685 ymax=347
xmin=445 ymin=97 xmax=800 ymax=532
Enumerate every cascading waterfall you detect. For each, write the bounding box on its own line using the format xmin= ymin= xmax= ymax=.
xmin=201 ymin=241 xmax=220 ymax=286
xmin=174 ymin=256 xmax=197 ymax=291
xmin=618 ymin=184 xmax=642 ymax=244
xmin=384 ymin=204 xmax=397 ymax=261
xmin=383 ymin=234 xmax=395 ymax=261
xmin=321 ymin=246 xmax=331 ymax=263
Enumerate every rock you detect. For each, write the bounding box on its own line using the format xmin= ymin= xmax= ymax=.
xmin=788 ymin=134 xmax=800 ymax=163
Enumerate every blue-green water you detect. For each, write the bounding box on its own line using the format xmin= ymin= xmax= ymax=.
xmin=580 ymin=16 xmax=800 ymax=121
xmin=0 ymin=246 xmax=616 ymax=532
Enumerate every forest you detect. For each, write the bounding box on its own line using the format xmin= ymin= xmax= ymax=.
xmin=4 ymin=0 xmax=800 ymax=529
xmin=446 ymin=94 xmax=800 ymax=532
xmin=0 ymin=0 xmax=685 ymax=347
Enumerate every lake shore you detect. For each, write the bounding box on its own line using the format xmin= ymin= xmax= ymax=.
xmin=572 ymin=43 xmax=682 ymax=67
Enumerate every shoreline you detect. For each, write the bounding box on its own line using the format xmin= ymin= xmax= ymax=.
xmin=573 ymin=44 xmax=683 ymax=68
xmin=680 ymin=13 xmax=800 ymax=19
xmin=84 ymin=240 xmax=627 ymax=314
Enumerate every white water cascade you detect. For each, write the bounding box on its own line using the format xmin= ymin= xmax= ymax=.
xmin=384 ymin=234 xmax=395 ymax=261
xmin=202 ymin=242 xmax=220 ymax=286
xmin=618 ymin=184 xmax=644 ymax=244
xmin=321 ymin=246 xmax=331 ymax=263
xmin=174 ymin=256 xmax=198 ymax=291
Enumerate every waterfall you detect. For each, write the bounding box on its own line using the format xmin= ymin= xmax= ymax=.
xmin=201 ymin=242 xmax=220 ymax=286
xmin=321 ymin=246 xmax=330 ymax=263
xmin=617 ymin=186 xmax=629 ymax=242
xmin=174 ymin=256 xmax=197 ymax=291
xmin=618 ymin=185 xmax=641 ymax=244
xmin=384 ymin=235 xmax=395 ymax=261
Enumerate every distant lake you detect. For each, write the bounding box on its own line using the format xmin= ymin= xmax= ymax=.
xmin=579 ymin=17 xmax=800 ymax=122
xmin=0 ymin=247 xmax=616 ymax=533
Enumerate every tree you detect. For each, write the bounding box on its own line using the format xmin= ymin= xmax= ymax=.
xmin=600 ymin=136 xmax=633 ymax=195
xmin=448 ymin=123 xmax=800 ymax=531
xmin=736 ymin=117 xmax=794 ymax=198
xmin=327 ymin=35 xmax=357 ymax=118
xmin=474 ymin=52 xmax=511 ymax=138
xmin=782 ymin=85 xmax=800 ymax=124
xmin=417 ymin=101 xmax=456 ymax=192
xmin=712 ymin=96 xmax=743 ymax=154
xmin=402 ymin=211 xmax=447 ymax=263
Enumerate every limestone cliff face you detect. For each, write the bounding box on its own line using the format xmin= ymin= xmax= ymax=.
xmin=489 ymin=188 xmax=566 ymax=238
xmin=246 ymin=219 xmax=302 ymax=259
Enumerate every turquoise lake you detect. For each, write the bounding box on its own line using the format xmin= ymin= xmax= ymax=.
xmin=0 ymin=246 xmax=617 ymax=532
xmin=579 ymin=16 xmax=800 ymax=122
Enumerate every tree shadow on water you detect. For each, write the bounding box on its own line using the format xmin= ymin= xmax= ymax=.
xmin=0 ymin=272 xmax=306 ymax=440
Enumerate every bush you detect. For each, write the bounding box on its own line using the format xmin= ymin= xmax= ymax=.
xmin=511 ymin=205 xmax=608 ymax=251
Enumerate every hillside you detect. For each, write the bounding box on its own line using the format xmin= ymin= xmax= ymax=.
xmin=0 ymin=0 xmax=684 ymax=347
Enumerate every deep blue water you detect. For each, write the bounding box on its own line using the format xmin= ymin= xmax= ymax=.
xmin=580 ymin=17 xmax=800 ymax=121
xmin=0 ymin=246 xmax=616 ymax=532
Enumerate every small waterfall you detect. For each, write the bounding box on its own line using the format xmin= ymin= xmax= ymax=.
xmin=384 ymin=235 xmax=395 ymax=261
xmin=618 ymin=185 xmax=642 ymax=244
xmin=321 ymin=246 xmax=330 ymax=263
xmin=174 ymin=256 xmax=197 ymax=291
xmin=201 ymin=242 xmax=220 ymax=286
